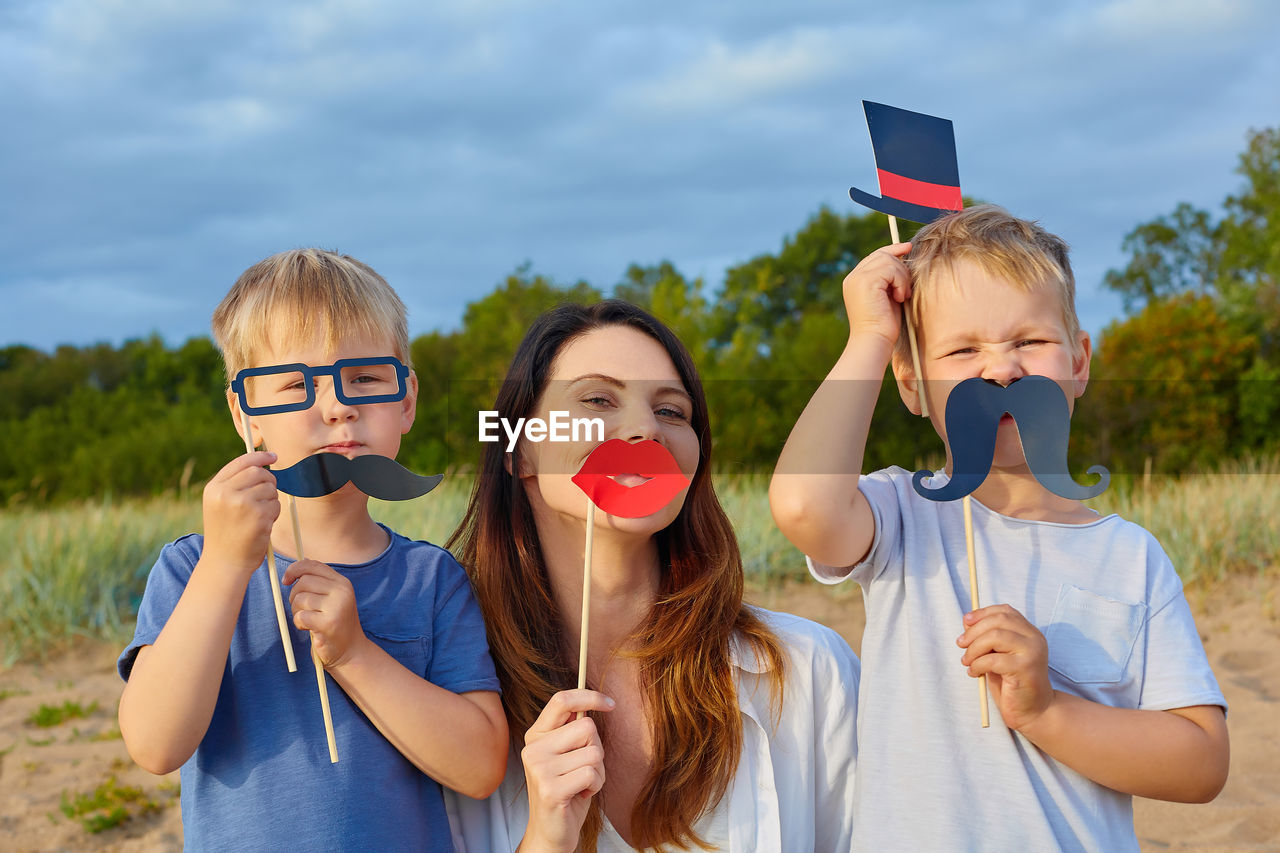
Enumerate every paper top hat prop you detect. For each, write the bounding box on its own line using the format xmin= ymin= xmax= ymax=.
xmin=849 ymin=101 xmax=963 ymax=225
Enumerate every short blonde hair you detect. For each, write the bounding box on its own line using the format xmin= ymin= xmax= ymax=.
xmin=898 ymin=204 xmax=1080 ymax=367
xmin=211 ymin=248 xmax=409 ymax=383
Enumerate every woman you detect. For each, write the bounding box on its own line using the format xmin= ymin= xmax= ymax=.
xmin=447 ymin=301 xmax=858 ymax=852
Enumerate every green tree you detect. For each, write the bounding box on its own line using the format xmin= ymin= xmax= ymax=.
xmin=1097 ymin=126 xmax=1280 ymax=466
xmin=709 ymin=206 xmax=911 ymax=352
xmin=1082 ymin=294 xmax=1256 ymax=473
xmin=423 ymin=266 xmax=602 ymax=470
xmin=613 ymin=262 xmax=711 ymax=365
xmin=1102 ymin=203 xmax=1220 ymax=312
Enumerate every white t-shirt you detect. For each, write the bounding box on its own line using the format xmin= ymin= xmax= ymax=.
xmin=810 ymin=466 xmax=1225 ymax=852
xmin=446 ymin=608 xmax=860 ymax=852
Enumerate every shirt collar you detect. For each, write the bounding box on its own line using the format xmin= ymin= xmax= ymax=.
xmin=728 ymin=627 xmax=773 ymax=675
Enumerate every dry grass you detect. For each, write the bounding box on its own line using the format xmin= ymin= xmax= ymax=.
xmin=2 ymin=458 xmax=1276 ymax=665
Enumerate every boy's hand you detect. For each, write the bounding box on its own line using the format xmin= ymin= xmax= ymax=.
xmin=284 ymin=560 xmax=363 ymax=667
xmin=957 ymin=604 xmax=1055 ymax=731
xmin=200 ymin=451 xmax=280 ymax=580
xmin=842 ymin=242 xmax=913 ymax=348
xmin=519 ymin=689 xmax=613 ymax=853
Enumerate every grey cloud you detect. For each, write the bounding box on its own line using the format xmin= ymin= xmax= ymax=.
xmin=2 ymin=0 xmax=1278 ymax=350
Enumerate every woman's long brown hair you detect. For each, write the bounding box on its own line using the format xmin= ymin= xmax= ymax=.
xmin=449 ymin=300 xmax=786 ymax=851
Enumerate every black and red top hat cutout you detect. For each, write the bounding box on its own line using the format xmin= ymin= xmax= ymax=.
xmin=848 ymin=101 xmax=962 ymax=225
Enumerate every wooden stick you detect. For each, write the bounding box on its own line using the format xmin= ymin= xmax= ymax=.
xmin=575 ymin=500 xmax=596 ymax=720
xmin=887 ymin=215 xmax=928 ymax=419
xmin=963 ymin=495 xmax=990 ymax=728
xmin=240 ymin=410 xmax=297 ymax=673
xmin=313 ymin=648 xmax=338 ymax=763
xmin=290 ymin=495 xmax=339 ymax=763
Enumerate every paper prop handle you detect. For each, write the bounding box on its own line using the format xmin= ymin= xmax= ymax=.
xmin=571 ymin=439 xmax=691 ymax=518
xmin=270 ymin=452 xmax=443 ymax=500
xmin=912 ymin=376 xmax=1110 ymax=502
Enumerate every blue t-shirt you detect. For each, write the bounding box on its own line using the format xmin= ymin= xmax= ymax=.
xmin=118 ymin=526 xmax=500 ymax=853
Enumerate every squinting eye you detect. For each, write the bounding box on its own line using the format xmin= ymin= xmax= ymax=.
xmin=657 ymin=405 xmax=687 ymax=420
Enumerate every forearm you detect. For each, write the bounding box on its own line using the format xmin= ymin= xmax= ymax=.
xmin=770 ymin=335 xmax=890 ymax=565
xmin=118 ymin=558 xmax=249 ymax=774
xmin=329 ymin=637 xmax=508 ymax=797
xmin=1019 ymin=693 xmax=1229 ymax=802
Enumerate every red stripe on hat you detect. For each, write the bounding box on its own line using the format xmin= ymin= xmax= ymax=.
xmin=877 ymin=169 xmax=963 ymax=211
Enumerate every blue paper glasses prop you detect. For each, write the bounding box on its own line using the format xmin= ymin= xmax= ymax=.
xmin=231 ymin=356 xmax=410 ymax=416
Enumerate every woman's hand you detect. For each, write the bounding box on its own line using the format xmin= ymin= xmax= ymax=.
xmin=518 ymin=689 xmax=615 ymax=853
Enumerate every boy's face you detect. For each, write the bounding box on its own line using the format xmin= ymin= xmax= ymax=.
xmin=227 ymin=323 xmax=417 ymax=475
xmin=898 ymin=258 xmax=1091 ymax=472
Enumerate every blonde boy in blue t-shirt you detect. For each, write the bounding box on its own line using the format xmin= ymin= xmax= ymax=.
xmin=118 ymin=249 xmax=507 ymax=852
xmin=770 ymin=205 xmax=1228 ymax=850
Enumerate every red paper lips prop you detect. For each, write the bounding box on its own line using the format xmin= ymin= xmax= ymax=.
xmin=571 ymin=438 xmax=691 ymax=518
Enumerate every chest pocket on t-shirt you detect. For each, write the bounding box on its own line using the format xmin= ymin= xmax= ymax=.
xmin=365 ymin=630 xmax=430 ymax=678
xmin=1044 ymin=584 xmax=1146 ymax=684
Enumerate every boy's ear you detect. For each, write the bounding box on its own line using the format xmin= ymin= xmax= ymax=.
xmin=891 ymin=357 xmax=923 ymax=417
xmin=1072 ymin=331 xmax=1093 ymax=398
xmin=401 ymin=370 xmax=419 ymax=434
xmin=226 ymin=389 xmax=262 ymax=450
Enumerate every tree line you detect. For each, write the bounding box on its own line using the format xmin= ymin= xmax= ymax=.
xmin=2 ymin=128 xmax=1276 ymax=505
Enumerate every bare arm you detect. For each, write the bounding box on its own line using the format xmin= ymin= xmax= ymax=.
xmin=328 ymin=637 xmax=509 ymax=798
xmin=119 ymin=452 xmax=280 ymax=774
xmin=960 ymin=603 xmax=1229 ymax=802
xmin=1021 ymin=697 xmax=1227 ymax=802
xmin=770 ymin=243 xmax=912 ymax=568
xmin=285 ymin=559 xmax=509 ymax=798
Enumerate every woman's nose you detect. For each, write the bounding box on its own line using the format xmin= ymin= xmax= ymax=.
xmin=618 ymin=405 xmax=661 ymax=443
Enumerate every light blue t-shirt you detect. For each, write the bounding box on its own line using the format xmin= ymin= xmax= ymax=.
xmin=809 ymin=467 xmax=1225 ymax=853
xmin=118 ymin=526 xmax=500 ymax=853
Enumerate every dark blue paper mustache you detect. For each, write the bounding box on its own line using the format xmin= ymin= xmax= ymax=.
xmin=913 ymin=376 xmax=1109 ymax=502
xmin=270 ymin=453 xmax=443 ymax=500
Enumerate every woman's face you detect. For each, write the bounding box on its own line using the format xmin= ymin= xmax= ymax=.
xmin=517 ymin=324 xmax=701 ymax=537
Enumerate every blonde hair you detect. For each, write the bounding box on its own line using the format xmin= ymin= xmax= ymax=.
xmin=211 ymin=248 xmax=409 ymax=383
xmin=898 ymin=204 xmax=1081 ymax=367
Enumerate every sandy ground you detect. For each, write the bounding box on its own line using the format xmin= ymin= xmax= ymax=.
xmin=2 ymin=576 xmax=1277 ymax=852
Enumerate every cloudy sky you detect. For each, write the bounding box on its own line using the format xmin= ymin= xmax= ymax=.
xmin=3 ymin=0 xmax=1277 ymax=353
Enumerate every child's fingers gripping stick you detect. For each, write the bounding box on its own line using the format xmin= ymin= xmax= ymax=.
xmin=284 ymin=559 xmax=363 ymax=667
xmin=200 ymin=451 xmax=280 ymax=577
xmin=957 ymin=604 xmax=1055 ymax=731
xmin=842 ymin=242 xmax=914 ymax=347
